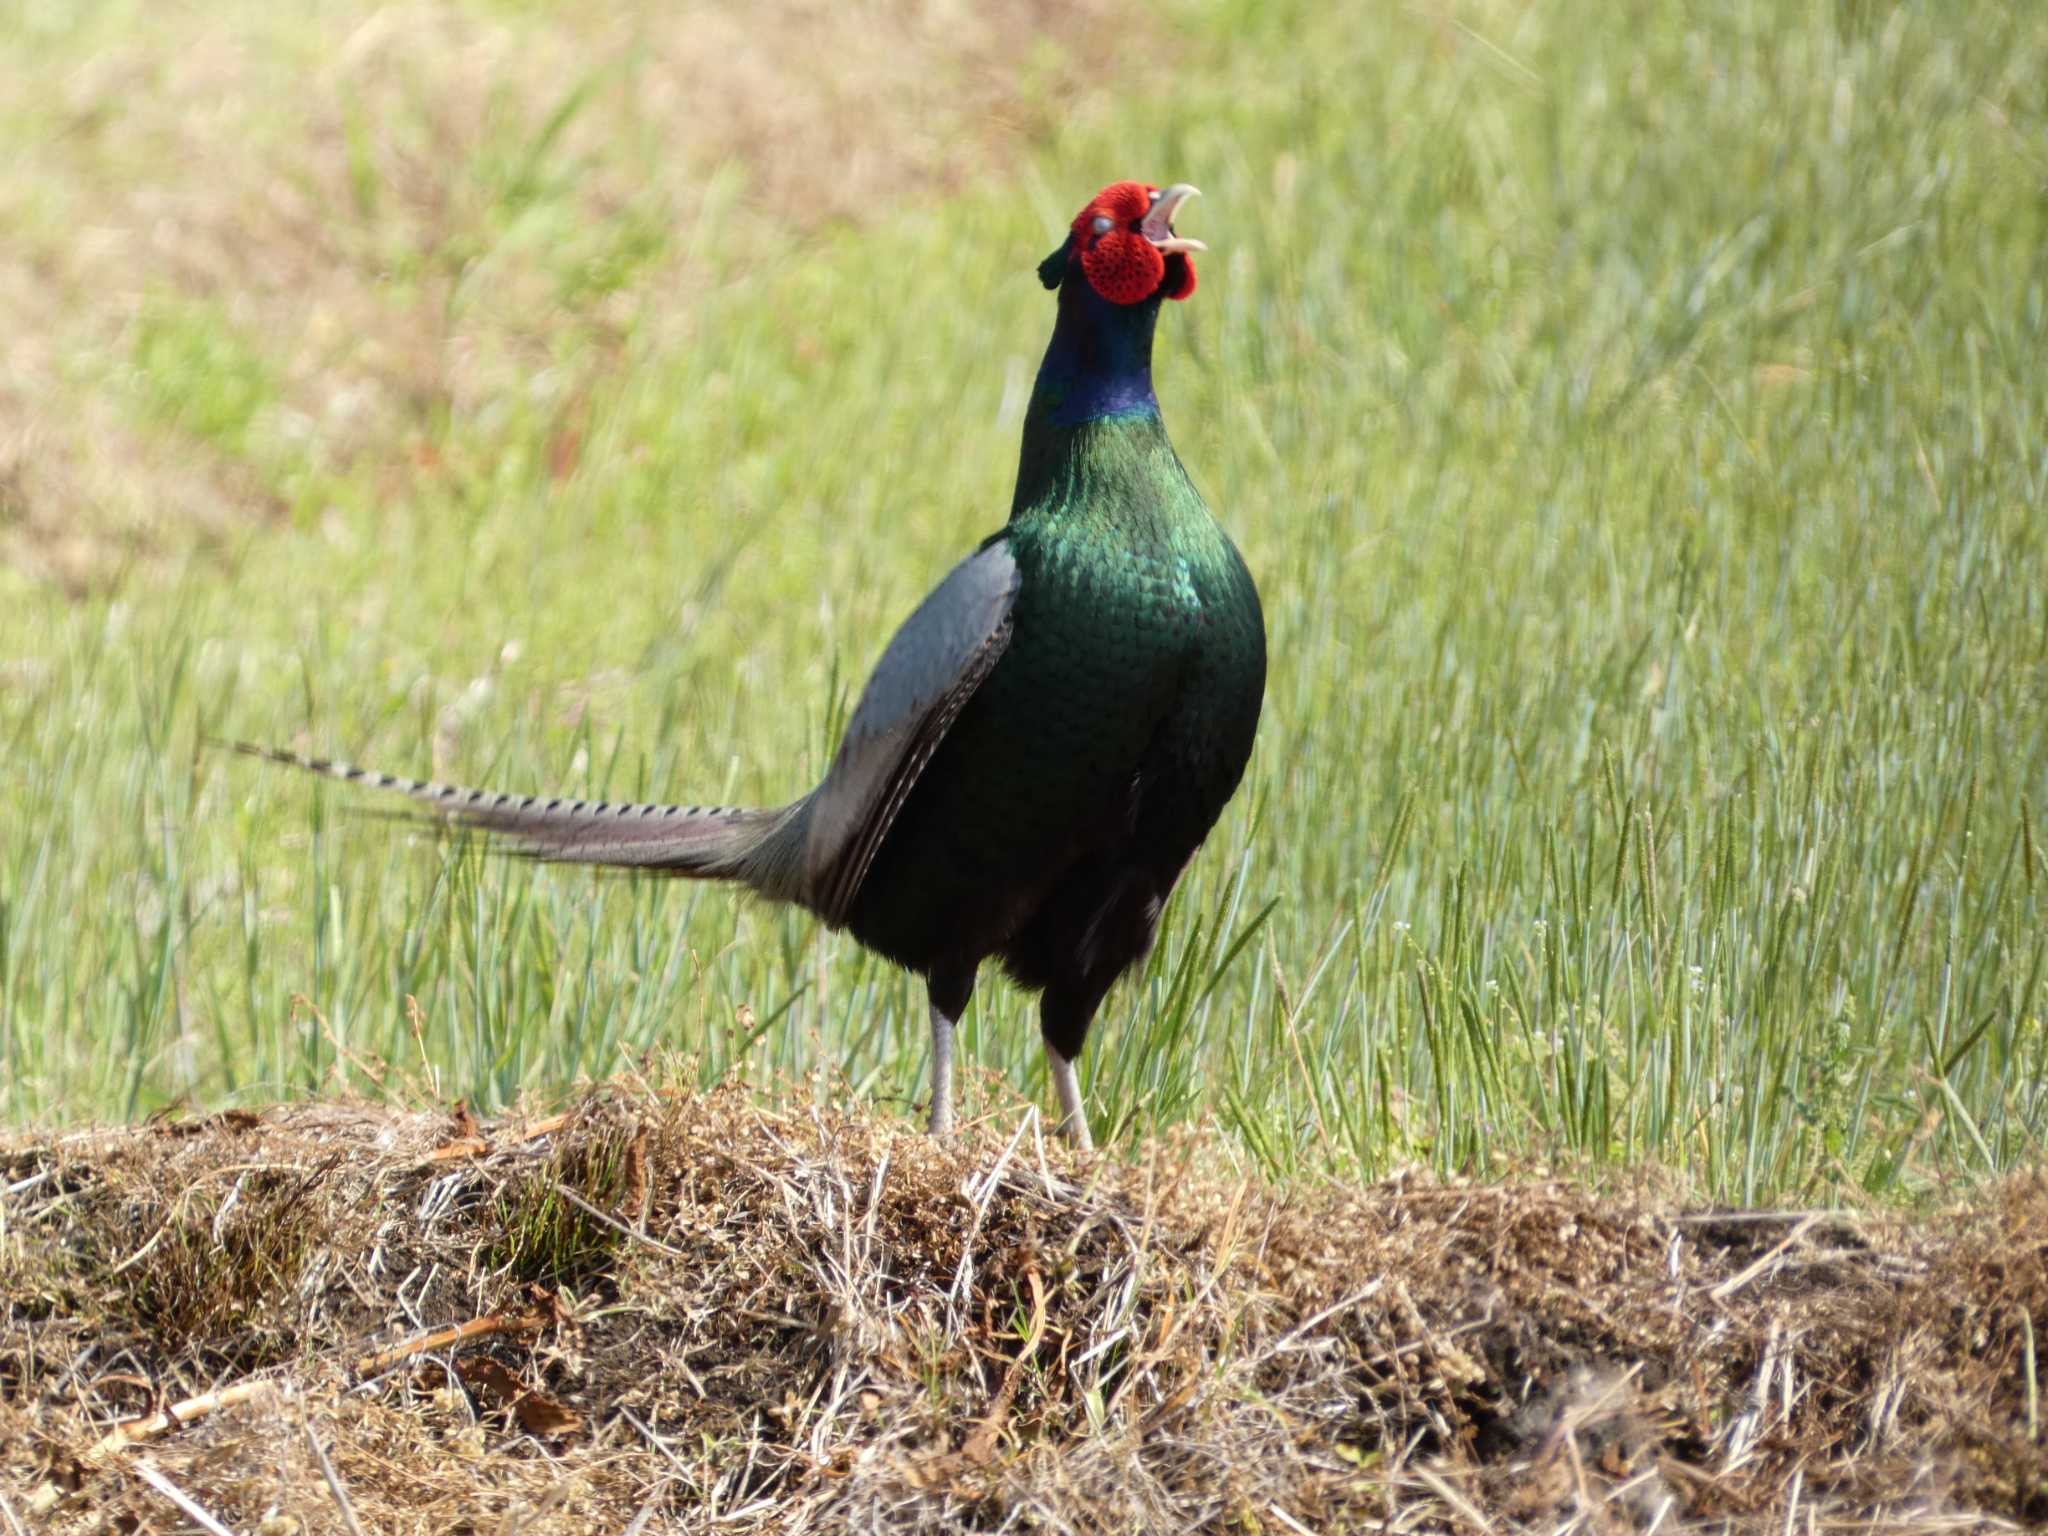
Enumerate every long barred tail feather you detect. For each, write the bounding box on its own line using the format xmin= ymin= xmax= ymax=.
xmin=228 ymin=742 xmax=801 ymax=883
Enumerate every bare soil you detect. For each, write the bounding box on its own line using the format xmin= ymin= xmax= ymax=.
xmin=3 ymin=1085 xmax=2044 ymax=1533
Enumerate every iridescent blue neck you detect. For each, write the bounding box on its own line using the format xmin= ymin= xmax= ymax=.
xmin=1023 ymin=276 xmax=1163 ymax=429
xmin=1011 ymin=276 xmax=1175 ymax=518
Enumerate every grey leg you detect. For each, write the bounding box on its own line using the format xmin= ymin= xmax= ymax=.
xmin=1048 ymin=1046 xmax=1094 ymax=1150
xmin=928 ymin=999 xmax=957 ymax=1137
xmin=925 ymin=967 xmax=974 ymax=1138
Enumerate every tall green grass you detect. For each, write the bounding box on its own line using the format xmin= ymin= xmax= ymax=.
xmin=2 ymin=0 xmax=2043 ymax=1202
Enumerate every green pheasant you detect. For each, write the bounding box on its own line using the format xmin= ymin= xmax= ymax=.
xmin=250 ymin=181 xmax=1267 ymax=1147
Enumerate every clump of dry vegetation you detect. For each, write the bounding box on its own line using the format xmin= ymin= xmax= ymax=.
xmin=3 ymin=1085 xmax=2044 ymax=1532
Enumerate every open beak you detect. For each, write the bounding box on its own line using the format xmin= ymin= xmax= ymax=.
xmin=1142 ymin=184 xmax=1207 ymax=255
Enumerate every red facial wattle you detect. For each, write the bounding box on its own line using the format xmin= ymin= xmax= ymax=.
xmin=1070 ymin=181 xmax=1203 ymax=305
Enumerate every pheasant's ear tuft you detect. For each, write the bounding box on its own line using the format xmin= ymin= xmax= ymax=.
xmin=1038 ymin=233 xmax=1075 ymax=291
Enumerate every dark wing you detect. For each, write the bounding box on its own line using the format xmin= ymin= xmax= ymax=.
xmin=799 ymin=538 xmax=1020 ymax=922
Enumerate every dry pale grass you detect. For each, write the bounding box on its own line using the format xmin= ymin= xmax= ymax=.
xmin=0 ymin=0 xmax=1137 ymax=591
xmin=2 ymin=1083 xmax=2044 ymax=1533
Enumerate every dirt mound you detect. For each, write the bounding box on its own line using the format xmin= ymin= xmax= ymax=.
xmin=3 ymin=1085 xmax=2044 ymax=1532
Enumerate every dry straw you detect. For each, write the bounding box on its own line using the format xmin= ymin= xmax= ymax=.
xmin=3 ymin=1084 xmax=2044 ymax=1532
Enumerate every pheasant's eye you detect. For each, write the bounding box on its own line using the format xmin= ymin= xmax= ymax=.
xmin=1090 ymin=215 xmax=1113 ymax=235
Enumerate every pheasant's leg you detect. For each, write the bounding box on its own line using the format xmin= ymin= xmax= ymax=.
xmin=925 ymin=966 xmax=976 ymax=1138
xmin=1040 ymin=983 xmax=1106 ymax=1148
xmin=1047 ymin=1046 xmax=1094 ymax=1150
xmin=928 ymin=1003 xmax=957 ymax=1136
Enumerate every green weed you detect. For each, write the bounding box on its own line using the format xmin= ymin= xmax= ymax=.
xmin=2 ymin=0 xmax=2043 ymax=1202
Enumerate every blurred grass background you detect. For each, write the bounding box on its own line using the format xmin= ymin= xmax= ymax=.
xmin=1 ymin=0 xmax=2043 ymax=1202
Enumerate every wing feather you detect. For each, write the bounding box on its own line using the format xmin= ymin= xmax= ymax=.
xmin=800 ymin=539 xmax=1020 ymax=921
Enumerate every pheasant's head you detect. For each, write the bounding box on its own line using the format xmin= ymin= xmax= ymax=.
xmin=1039 ymin=181 xmax=1204 ymax=305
